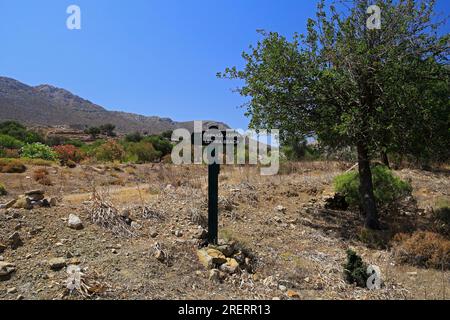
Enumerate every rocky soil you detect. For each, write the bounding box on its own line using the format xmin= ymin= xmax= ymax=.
xmin=0 ymin=162 xmax=449 ymax=300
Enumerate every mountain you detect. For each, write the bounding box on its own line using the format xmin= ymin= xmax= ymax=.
xmin=0 ymin=77 xmax=228 ymax=134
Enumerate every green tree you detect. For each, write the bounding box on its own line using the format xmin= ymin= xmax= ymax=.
xmin=100 ymin=123 xmax=116 ymax=137
xmin=85 ymin=127 xmax=101 ymax=139
xmin=219 ymin=0 xmax=449 ymax=229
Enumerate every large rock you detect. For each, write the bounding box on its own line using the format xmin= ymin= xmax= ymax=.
xmin=214 ymin=240 xmax=236 ymax=257
xmin=0 ymin=261 xmax=16 ymax=280
xmin=197 ymin=248 xmax=227 ymax=269
xmin=25 ymin=190 xmax=45 ymax=202
xmin=25 ymin=190 xmax=44 ymax=197
xmin=12 ymin=196 xmax=32 ymax=210
xmin=68 ymin=214 xmax=83 ymax=230
xmin=48 ymin=258 xmax=66 ymax=271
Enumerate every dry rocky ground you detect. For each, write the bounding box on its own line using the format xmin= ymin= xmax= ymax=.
xmin=0 ymin=161 xmax=448 ymax=300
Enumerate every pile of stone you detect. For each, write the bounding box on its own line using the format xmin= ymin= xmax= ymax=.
xmin=197 ymin=239 xmax=254 ymax=282
xmin=0 ymin=190 xmax=57 ymax=210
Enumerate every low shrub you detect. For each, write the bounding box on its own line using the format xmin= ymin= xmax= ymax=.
xmin=125 ymin=132 xmax=143 ymax=143
xmin=343 ymin=249 xmax=368 ymax=288
xmin=127 ymin=141 xmax=161 ymax=163
xmin=357 ymin=228 xmax=391 ymax=249
xmin=0 ymin=183 xmax=7 ymax=195
xmin=0 ymin=121 xmax=44 ymax=144
xmin=21 ymin=143 xmax=57 ymax=161
xmin=0 ymin=134 xmax=24 ymax=149
xmin=94 ymin=140 xmax=125 ymax=162
xmin=0 ymin=148 xmax=20 ymax=158
xmin=53 ymin=145 xmax=85 ymax=165
xmin=334 ymin=165 xmax=412 ymax=207
xmin=432 ymin=198 xmax=450 ymax=237
xmin=393 ymin=231 xmax=450 ymax=270
xmin=142 ymin=136 xmax=173 ymax=157
xmin=33 ymin=168 xmax=53 ymax=186
xmin=0 ymin=159 xmax=27 ymax=173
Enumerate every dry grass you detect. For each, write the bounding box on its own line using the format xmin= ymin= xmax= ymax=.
xmin=393 ymin=231 xmax=450 ymax=270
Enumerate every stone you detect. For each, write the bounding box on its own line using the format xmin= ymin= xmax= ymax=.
xmin=206 ymin=248 xmax=227 ymax=264
xmin=197 ymin=248 xmax=227 ymax=269
xmin=0 ymin=261 xmax=16 ymax=279
xmin=7 ymin=287 xmax=17 ymax=294
xmin=208 ymin=269 xmax=225 ymax=283
xmin=8 ymin=232 xmax=23 ymax=249
xmin=68 ymin=214 xmax=83 ymax=230
xmin=120 ymin=208 xmax=131 ymax=219
xmin=154 ymin=250 xmax=166 ymax=263
xmin=150 ymin=230 xmax=158 ymax=238
xmin=4 ymin=199 xmax=17 ymax=209
xmin=219 ymin=258 xmax=240 ymax=274
xmin=49 ymin=197 xmax=58 ymax=207
xmin=175 ymin=230 xmax=183 ymax=238
xmin=287 ymin=290 xmax=301 ymax=299
xmin=278 ymin=285 xmax=287 ymax=292
xmin=25 ymin=189 xmax=44 ymax=196
xmin=275 ymin=205 xmax=287 ymax=213
xmin=193 ymin=228 xmax=208 ymax=240
xmin=12 ymin=197 xmax=32 ymax=210
xmin=232 ymin=251 xmax=245 ymax=264
xmin=48 ymin=258 xmax=66 ymax=271
xmin=215 ymin=241 xmax=236 ymax=257
xmin=131 ymin=221 xmax=141 ymax=230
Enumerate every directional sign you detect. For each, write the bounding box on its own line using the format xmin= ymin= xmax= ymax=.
xmin=191 ymin=131 xmax=242 ymax=147
xmin=191 ymin=128 xmax=243 ymax=245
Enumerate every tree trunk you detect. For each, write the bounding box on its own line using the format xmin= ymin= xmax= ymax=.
xmin=357 ymin=142 xmax=380 ymax=229
xmin=380 ymin=151 xmax=390 ymax=168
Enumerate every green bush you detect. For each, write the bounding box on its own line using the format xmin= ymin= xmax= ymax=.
xmin=343 ymin=249 xmax=368 ymax=287
xmin=0 ymin=134 xmax=24 ymax=149
xmin=66 ymin=139 xmax=85 ymax=148
xmin=334 ymin=165 xmax=412 ymax=207
xmin=0 ymin=121 xmax=43 ymax=143
xmin=21 ymin=143 xmax=57 ymax=161
xmin=143 ymin=136 xmax=173 ymax=157
xmin=94 ymin=140 xmax=125 ymax=162
xmin=125 ymin=131 xmax=143 ymax=143
xmin=80 ymin=139 xmax=106 ymax=156
xmin=0 ymin=183 xmax=7 ymax=195
xmin=127 ymin=141 xmax=161 ymax=163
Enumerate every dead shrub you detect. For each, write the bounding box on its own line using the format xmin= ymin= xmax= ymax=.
xmin=393 ymin=231 xmax=450 ymax=270
xmin=0 ymin=159 xmax=27 ymax=173
xmin=88 ymin=190 xmax=134 ymax=237
xmin=33 ymin=168 xmax=53 ymax=186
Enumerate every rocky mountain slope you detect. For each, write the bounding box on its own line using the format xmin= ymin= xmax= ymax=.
xmin=0 ymin=77 xmax=227 ymax=134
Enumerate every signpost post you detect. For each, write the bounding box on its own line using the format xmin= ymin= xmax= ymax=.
xmin=192 ymin=127 xmax=240 ymax=245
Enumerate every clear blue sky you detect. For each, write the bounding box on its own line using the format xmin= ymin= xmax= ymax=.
xmin=1 ymin=0 xmax=448 ymax=130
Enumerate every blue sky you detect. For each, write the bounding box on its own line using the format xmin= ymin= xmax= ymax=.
xmin=1 ymin=0 xmax=448 ymax=130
